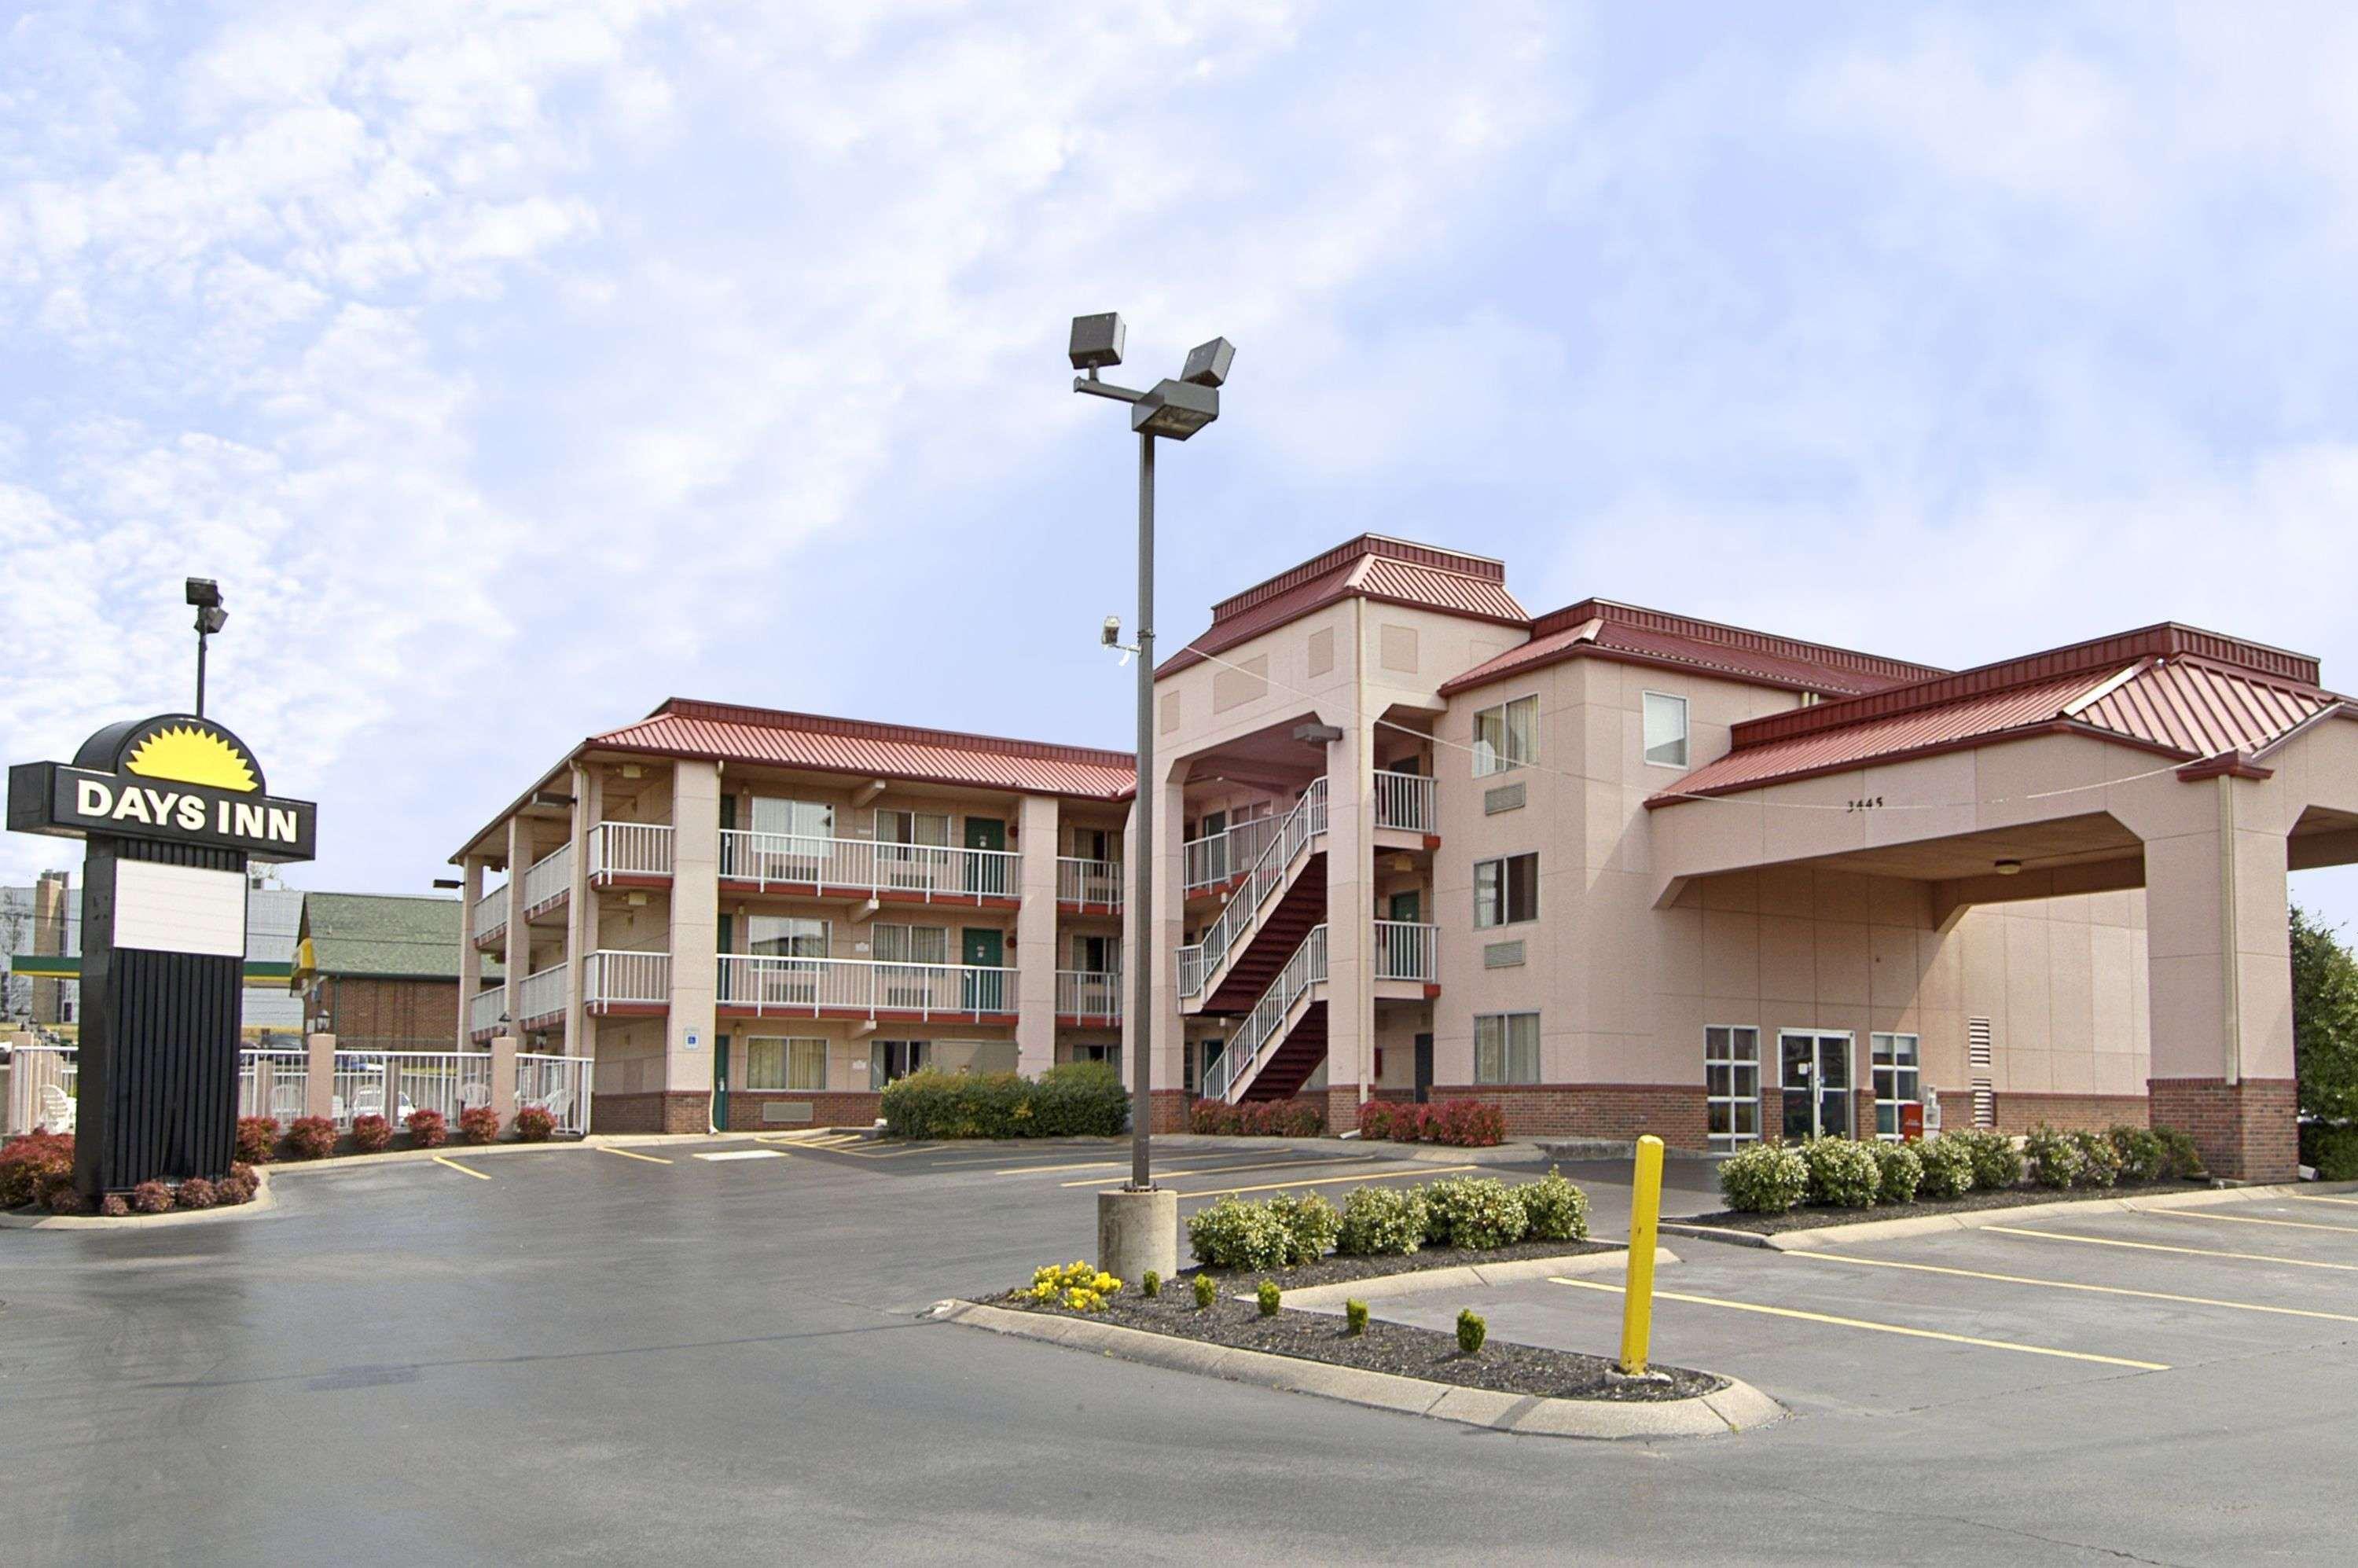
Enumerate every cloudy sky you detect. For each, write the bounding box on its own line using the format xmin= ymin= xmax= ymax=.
xmin=4 ymin=0 xmax=2355 ymax=927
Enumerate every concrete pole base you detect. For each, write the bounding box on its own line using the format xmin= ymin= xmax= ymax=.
xmin=1096 ymin=1187 xmax=1179 ymax=1285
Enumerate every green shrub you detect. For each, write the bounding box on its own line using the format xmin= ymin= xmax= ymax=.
xmin=2107 ymin=1126 xmax=2164 ymax=1182
xmin=1871 ymin=1140 xmax=1923 ymax=1204
xmin=1915 ymin=1136 xmax=1976 ymax=1199
xmin=2024 ymin=1124 xmax=2085 ymax=1189
xmin=1344 ymin=1299 xmax=1368 ymax=1335
xmin=2152 ymin=1125 xmax=2207 ymax=1179
xmin=1141 ymin=1270 xmax=1161 ymax=1299
xmin=2305 ymin=1124 xmax=2358 ymax=1181
xmin=1801 ymin=1137 xmax=1881 ymax=1208
xmin=1456 ymin=1308 xmax=1486 ymax=1354
xmin=1268 ymin=1192 xmax=1340 ymax=1265
xmin=1718 ymin=1142 xmax=1809 ymax=1213
xmin=1192 ymin=1273 xmax=1217 ymax=1309
xmin=880 ymin=1064 xmax=1127 ymax=1140
xmin=1256 ymin=1279 xmax=1280 ymax=1317
xmin=1420 ymin=1177 xmax=1530 ymax=1250
xmin=2071 ymin=1129 xmax=2121 ymax=1188
xmin=1961 ymin=1129 xmax=2025 ymax=1190
xmin=1516 ymin=1168 xmax=1590 ymax=1242
xmin=1335 ymin=1184 xmax=1427 ymax=1256
xmin=1187 ymin=1195 xmax=1293 ymax=1271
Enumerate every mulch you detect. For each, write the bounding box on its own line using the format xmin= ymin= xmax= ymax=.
xmin=1681 ymin=1177 xmax=2213 ymax=1235
xmin=1185 ymin=1236 xmax=1619 ymax=1291
xmin=997 ymin=1287 xmax=1724 ymax=1403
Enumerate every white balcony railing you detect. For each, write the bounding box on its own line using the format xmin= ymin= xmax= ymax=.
xmin=1203 ymin=924 xmax=1328 ymax=1102
xmin=718 ymin=831 xmax=1019 ymax=902
xmin=1374 ymin=772 xmax=1437 ymax=833
xmin=516 ymin=963 xmax=568 ymax=1025
xmin=473 ymin=884 xmax=507 ymax=942
xmin=1372 ymin=920 xmax=1439 ymax=982
xmin=1056 ymin=969 xmax=1122 ymax=1023
xmin=1178 ymin=778 xmax=1328 ymax=1000
xmin=585 ymin=949 xmax=670 ymax=1006
xmin=523 ymin=843 xmax=572 ymax=914
xmin=718 ymin=954 xmax=1019 ymax=1019
xmin=468 ymin=985 xmax=507 ymax=1036
xmin=590 ymin=821 xmax=674 ymax=879
xmin=1183 ymin=813 xmax=1282 ymax=894
xmin=1057 ymin=856 xmax=1123 ymax=909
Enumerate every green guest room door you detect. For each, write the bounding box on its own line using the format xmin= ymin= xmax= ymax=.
xmin=965 ymin=817 xmax=1008 ymax=896
xmin=963 ymin=927 xmax=1005 ymax=1012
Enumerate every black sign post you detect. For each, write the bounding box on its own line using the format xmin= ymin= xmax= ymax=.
xmin=7 ymin=714 xmax=316 ymax=1197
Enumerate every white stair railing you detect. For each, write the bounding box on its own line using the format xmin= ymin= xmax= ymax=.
xmin=718 ymin=831 xmax=1019 ymax=903
xmin=1372 ymin=920 xmax=1439 ymax=982
xmin=718 ymin=954 xmax=1020 ymax=1019
xmin=1183 ymin=814 xmax=1283 ymax=893
xmin=1177 ymin=778 xmax=1327 ymax=1001
xmin=1373 ymin=773 xmax=1436 ymax=833
xmin=590 ymin=822 xmax=675 ymax=879
xmin=1203 ymin=924 xmax=1328 ymax=1102
xmin=522 ymin=843 xmax=572 ymax=914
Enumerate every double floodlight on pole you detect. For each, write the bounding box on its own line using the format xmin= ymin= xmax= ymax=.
xmin=1068 ymin=312 xmax=1236 ymax=1202
xmin=185 ymin=578 xmax=227 ymax=718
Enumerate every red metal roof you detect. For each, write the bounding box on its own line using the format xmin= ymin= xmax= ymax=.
xmin=1439 ymin=599 xmax=1945 ymax=699
xmin=590 ymin=700 xmax=1137 ymax=799
xmin=1159 ymin=535 xmax=1526 ymax=677
xmin=1649 ymin=623 xmax=2343 ymax=806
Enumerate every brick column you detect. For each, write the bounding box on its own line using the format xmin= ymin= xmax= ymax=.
xmin=490 ymin=1034 xmax=519 ymax=1127
xmin=1015 ymin=794 xmax=1060 ymax=1077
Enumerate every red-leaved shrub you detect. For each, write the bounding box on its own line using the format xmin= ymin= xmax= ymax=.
xmin=46 ymin=1183 xmax=87 ymax=1215
xmin=236 ymin=1116 xmax=280 ymax=1164
xmin=284 ymin=1116 xmax=337 ymax=1160
xmin=1189 ymin=1098 xmax=1241 ymax=1135
xmin=217 ymin=1172 xmax=256 ymax=1205
xmin=1357 ymin=1100 xmax=1398 ymax=1140
xmin=1390 ymin=1103 xmax=1436 ymax=1144
xmin=349 ymin=1114 xmax=392 ymax=1154
xmin=177 ymin=1177 xmax=219 ymax=1210
xmin=406 ymin=1108 xmax=448 ymax=1148
xmin=100 ymin=1194 xmax=130 ymax=1216
xmin=130 ymin=1180 xmax=174 ymax=1214
xmin=514 ymin=1105 xmax=556 ymax=1143
xmin=458 ymin=1104 xmax=501 ymax=1144
xmin=1431 ymin=1100 xmax=1505 ymax=1148
xmin=0 ymin=1129 xmax=75 ymax=1209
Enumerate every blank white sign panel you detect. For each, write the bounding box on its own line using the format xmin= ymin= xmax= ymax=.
xmin=112 ymin=861 xmax=248 ymax=957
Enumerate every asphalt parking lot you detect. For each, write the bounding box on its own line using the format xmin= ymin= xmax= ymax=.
xmin=3 ymin=1136 xmax=2351 ymax=1566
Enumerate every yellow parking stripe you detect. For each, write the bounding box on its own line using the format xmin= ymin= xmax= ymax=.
xmin=599 ymin=1146 xmax=673 ymax=1165
xmin=1550 ymin=1277 xmax=2169 ymax=1370
xmin=1791 ymin=1250 xmax=2358 ymax=1325
xmin=2148 ymin=1208 xmax=2358 ymax=1236
xmin=1062 ymin=1156 xmax=1370 ymax=1189
xmin=1982 ymin=1225 xmax=2358 ymax=1272
xmin=2291 ymin=1195 xmax=2358 ymax=1208
xmin=1168 ymin=1164 xmax=1481 ymax=1199
xmin=432 ymin=1155 xmax=490 ymax=1181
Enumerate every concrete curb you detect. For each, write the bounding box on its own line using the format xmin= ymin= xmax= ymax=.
xmin=929 ymin=1298 xmax=1782 ymax=1441
xmin=1670 ymin=1178 xmax=2358 ymax=1252
xmin=0 ymin=1169 xmax=278 ymax=1230
xmin=1270 ymin=1247 xmax=1678 ymax=1309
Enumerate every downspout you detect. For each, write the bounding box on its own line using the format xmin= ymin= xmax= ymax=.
xmin=2217 ymin=772 xmax=2241 ymax=1087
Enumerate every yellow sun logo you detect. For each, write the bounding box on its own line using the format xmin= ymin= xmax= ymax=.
xmin=123 ymin=725 xmax=259 ymax=792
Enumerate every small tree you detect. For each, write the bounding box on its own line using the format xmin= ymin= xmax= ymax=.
xmin=2293 ymin=905 xmax=2358 ymax=1122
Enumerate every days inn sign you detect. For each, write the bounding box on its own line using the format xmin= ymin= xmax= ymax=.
xmin=9 ymin=715 xmax=316 ymax=859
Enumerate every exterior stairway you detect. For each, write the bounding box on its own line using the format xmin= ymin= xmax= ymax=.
xmin=1203 ymin=924 xmax=1329 ymax=1103
xmin=1178 ymin=778 xmax=1326 ymax=1015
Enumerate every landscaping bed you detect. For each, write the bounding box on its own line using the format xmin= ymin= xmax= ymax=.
xmin=1684 ymin=1176 xmax=2212 ymax=1235
xmin=994 ymin=1286 xmax=1723 ymax=1403
xmin=1187 ymin=1235 xmax=1619 ymax=1291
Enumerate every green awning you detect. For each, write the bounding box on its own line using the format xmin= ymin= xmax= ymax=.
xmin=10 ymin=954 xmax=295 ymax=986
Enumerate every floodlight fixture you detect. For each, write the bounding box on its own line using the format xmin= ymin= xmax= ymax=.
xmin=1068 ymin=312 xmax=1126 ymax=373
xmin=1181 ymin=337 xmax=1236 ymax=389
xmin=1102 ymin=615 xmax=1122 ymax=648
xmin=1130 ymin=378 xmax=1220 ymax=441
xmin=185 ymin=578 xmax=221 ymax=610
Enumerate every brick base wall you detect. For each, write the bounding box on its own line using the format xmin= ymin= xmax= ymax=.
xmin=592 ymin=1091 xmax=711 ymax=1134
xmin=724 ymin=1092 xmax=882 ymax=1131
xmin=1993 ymin=1092 xmax=2148 ymax=1135
xmin=1427 ymin=1082 xmax=1710 ymax=1151
xmin=1149 ymin=1088 xmax=1190 ymax=1133
xmin=2148 ymin=1077 xmax=2297 ymax=1183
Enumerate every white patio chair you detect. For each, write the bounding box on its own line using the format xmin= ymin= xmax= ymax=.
xmin=39 ymin=1083 xmax=76 ymax=1135
xmin=533 ymin=1089 xmax=573 ymax=1129
xmin=457 ymin=1081 xmax=490 ymax=1111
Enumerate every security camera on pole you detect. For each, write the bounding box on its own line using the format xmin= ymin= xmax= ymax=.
xmin=1069 ymin=312 xmax=1236 ymax=1285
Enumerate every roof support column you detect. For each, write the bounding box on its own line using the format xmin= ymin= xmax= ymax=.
xmin=1320 ymin=707 xmax=1379 ymax=1126
xmin=457 ymin=854 xmax=485 ymax=1052
xmin=1015 ymin=795 xmax=1060 ymax=1078
xmin=503 ymin=819 xmax=531 ymax=1037
xmin=666 ymin=760 xmax=721 ymax=1129
xmin=563 ymin=763 xmax=593 ymax=1058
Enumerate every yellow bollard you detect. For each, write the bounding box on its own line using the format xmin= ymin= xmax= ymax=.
xmin=1618 ymin=1133 xmax=1664 ymax=1375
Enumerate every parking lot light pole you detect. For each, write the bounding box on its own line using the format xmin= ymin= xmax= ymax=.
xmin=1070 ymin=314 xmax=1234 ymax=1271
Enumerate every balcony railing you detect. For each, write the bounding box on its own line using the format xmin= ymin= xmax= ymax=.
xmin=718 ymin=953 xmax=1018 ymax=1019
xmin=1057 ymin=856 xmax=1123 ymax=909
xmin=1056 ymin=969 xmax=1122 ymax=1023
xmin=1374 ymin=773 xmax=1436 ymax=833
xmin=584 ymin=949 xmax=670 ymax=1007
xmin=1203 ymin=924 xmax=1328 ymax=1102
xmin=1183 ymin=813 xmax=1281 ymax=894
xmin=1372 ymin=920 xmax=1439 ymax=982
xmin=1178 ymin=779 xmax=1327 ymax=1000
xmin=590 ymin=821 xmax=674 ymax=879
xmin=523 ymin=843 xmax=572 ymax=915
xmin=516 ymin=963 xmax=568 ymax=1025
xmin=468 ymin=985 xmax=507 ymax=1036
xmin=718 ymin=831 xmax=1019 ymax=902
xmin=473 ymin=884 xmax=507 ymax=943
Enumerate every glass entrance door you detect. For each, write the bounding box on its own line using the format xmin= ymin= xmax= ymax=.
xmin=1778 ymin=1031 xmax=1853 ymax=1140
